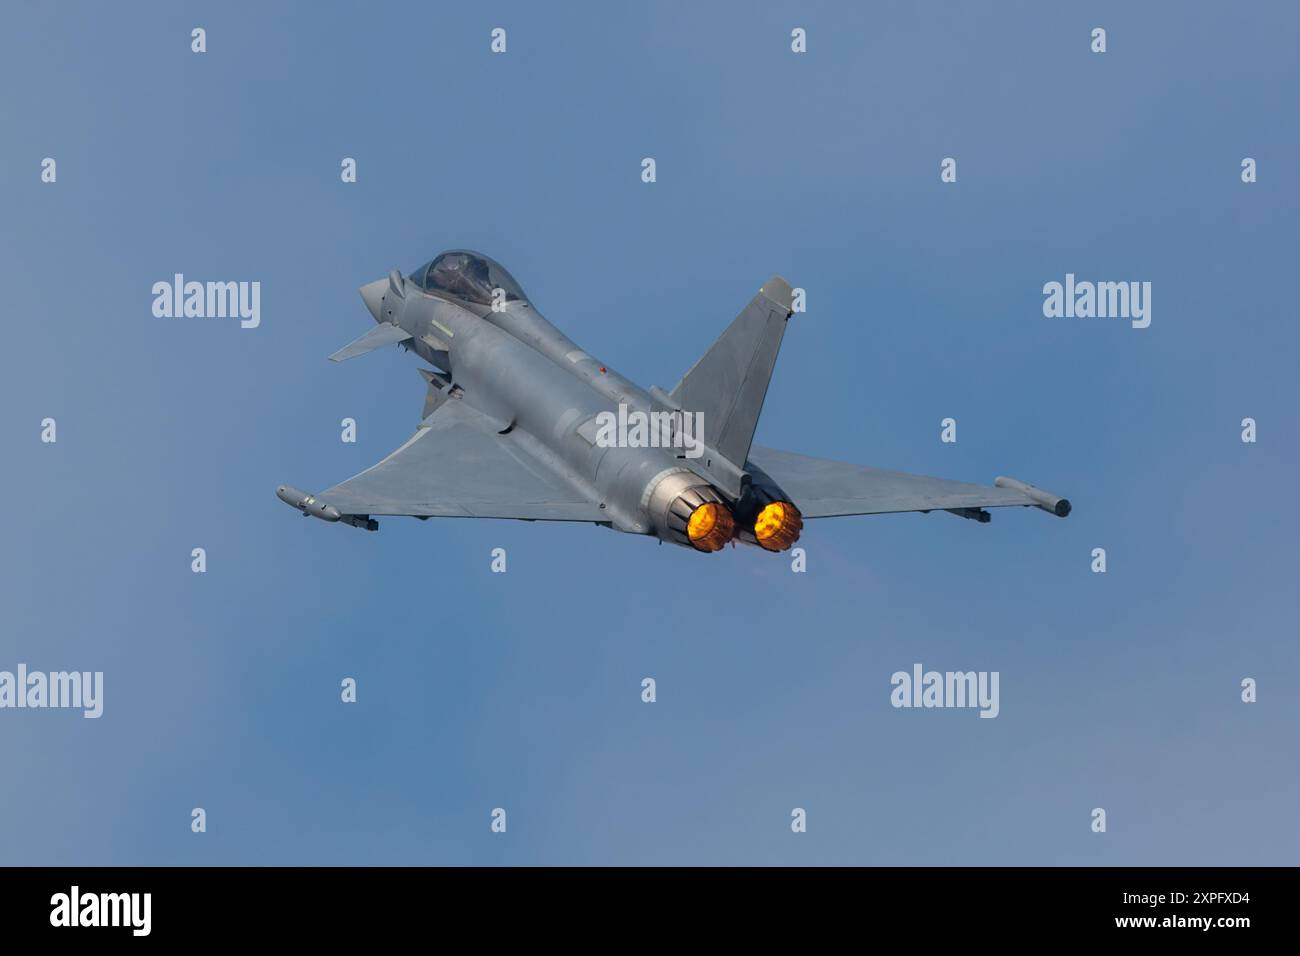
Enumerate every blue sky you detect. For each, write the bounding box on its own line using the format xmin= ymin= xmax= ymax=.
xmin=2 ymin=1 xmax=1297 ymax=864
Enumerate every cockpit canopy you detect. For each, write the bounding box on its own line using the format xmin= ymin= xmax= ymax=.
xmin=408 ymin=251 xmax=526 ymax=307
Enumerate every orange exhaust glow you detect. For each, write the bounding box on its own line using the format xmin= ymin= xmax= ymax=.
xmin=754 ymin=501 xmax=802 ymax=551
xmin=686 ymin=502 xmax=735 ymax=552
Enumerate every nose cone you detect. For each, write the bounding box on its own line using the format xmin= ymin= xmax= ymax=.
xmin=359 ymin=277 xmax=388 ymax=322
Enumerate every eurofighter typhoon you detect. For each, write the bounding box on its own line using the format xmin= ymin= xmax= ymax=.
xmin=277 ymin=251 xmax=1070 ymax=552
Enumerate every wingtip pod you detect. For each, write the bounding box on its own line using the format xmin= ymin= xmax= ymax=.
xmin=277 ymin=485 xmax=340 ymax=521
xmin=277 ymin=485 xmax=379 ymax=530
xmin=994 ymin=476 xmax=1072 ymax=518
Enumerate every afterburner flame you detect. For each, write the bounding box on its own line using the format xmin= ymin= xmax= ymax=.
xmin=686 ymin=502 xmax=735 ymax=552
xmin=754 ymin=501 xmax=802 ymax=551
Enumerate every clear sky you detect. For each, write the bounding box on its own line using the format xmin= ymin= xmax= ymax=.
xmin=2 ymin=1 xmax=1297 ymax=865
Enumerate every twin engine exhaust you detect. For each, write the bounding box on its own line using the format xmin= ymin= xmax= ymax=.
xmin=647 ymin=470 xmax=801 ymax=553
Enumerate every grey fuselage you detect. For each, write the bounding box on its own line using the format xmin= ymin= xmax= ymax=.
xmin=386 ymin=282 xmax=725 ymax=544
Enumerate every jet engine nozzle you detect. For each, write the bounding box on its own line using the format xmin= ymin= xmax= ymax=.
xmin=645 ymin=469 xmax=736 ymax=552
xmin=731 ymin=486 xmax=803 ymax=551
xmin=686 ymin=501 xmax=735 ymax=552
xmin=752 ymin=500 xmax=803 ymax=551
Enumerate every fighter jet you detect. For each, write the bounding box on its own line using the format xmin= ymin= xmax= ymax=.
xmin=277 ymin=251 xmax=1070 ymax=552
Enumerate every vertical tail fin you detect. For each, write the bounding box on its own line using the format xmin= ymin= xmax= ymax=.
xmin=669 ymin=277 xmax=794 ymax=468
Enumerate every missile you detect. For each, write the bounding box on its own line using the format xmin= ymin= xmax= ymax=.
xmin=994 ymin=476 xmax=1072 ymax=517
